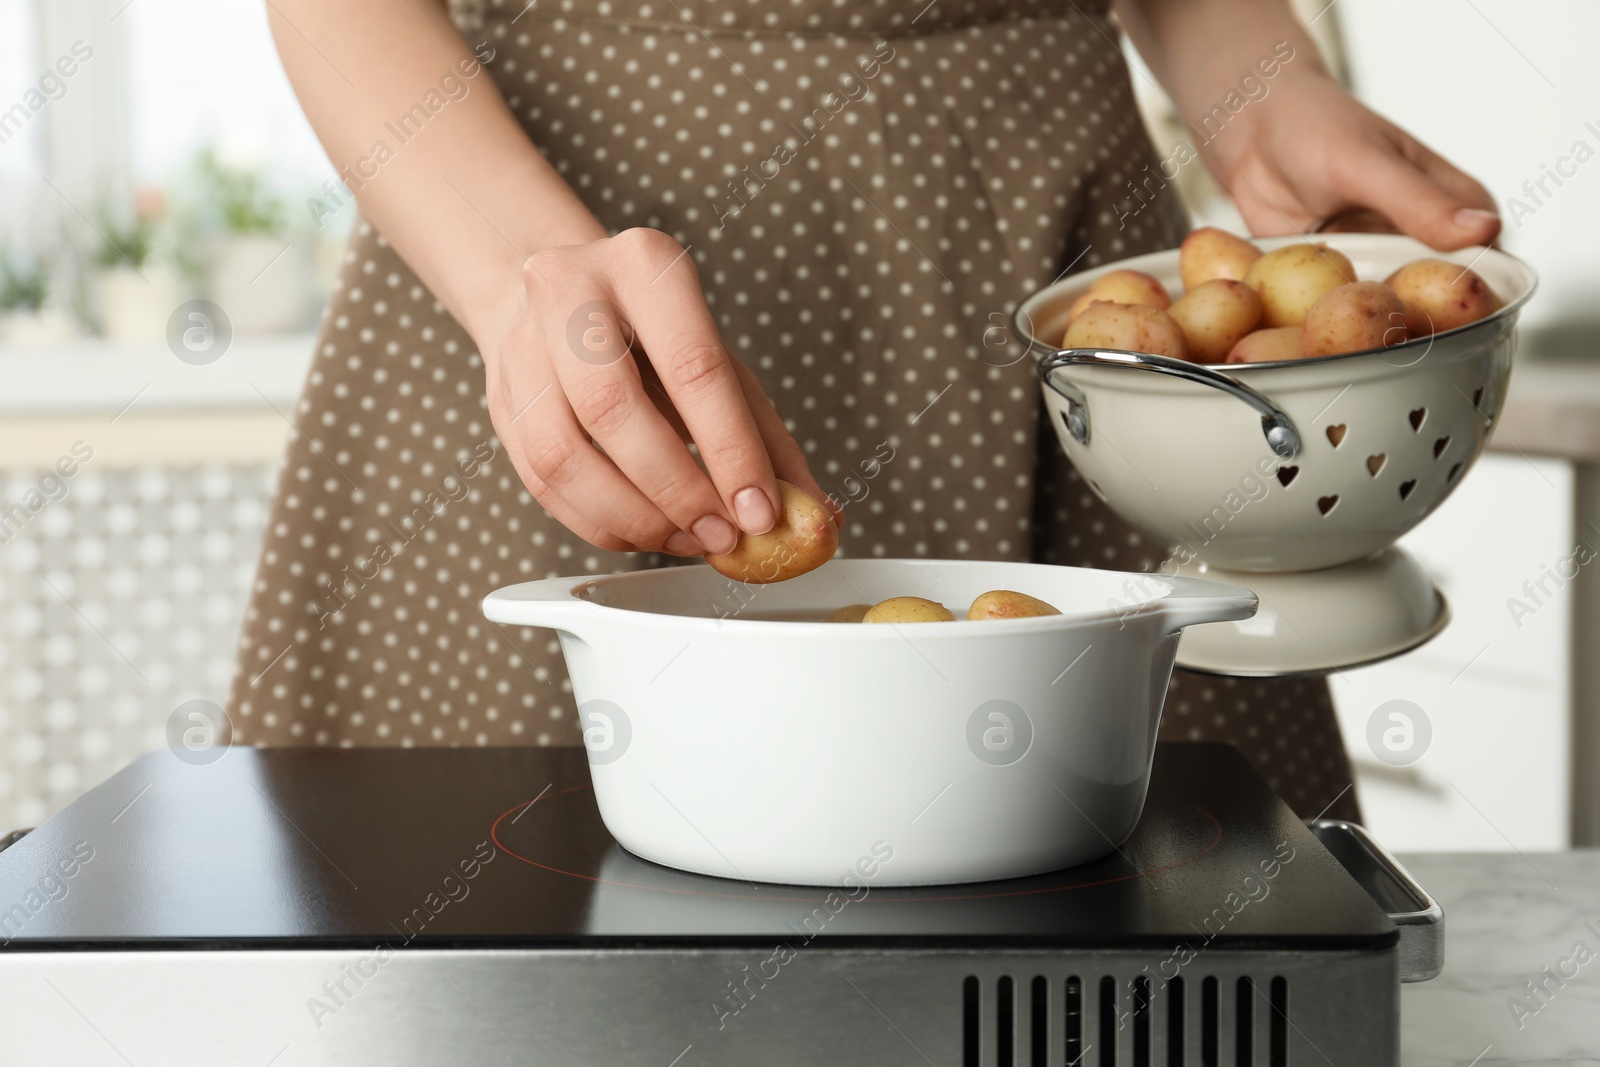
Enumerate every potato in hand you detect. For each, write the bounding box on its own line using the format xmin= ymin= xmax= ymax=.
xmin=1168 ymin=279 xmax=1262 ymax=363
xmin=1063 ymin=302 xmax=1189 ymax=360
xmin=705 ymin=481 xmax=838 ymax=584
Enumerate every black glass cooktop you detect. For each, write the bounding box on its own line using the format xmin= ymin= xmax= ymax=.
xmin=0 ymin=743 xmax=1393 ymax=950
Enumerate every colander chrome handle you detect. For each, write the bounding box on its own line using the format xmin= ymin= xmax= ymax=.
xmin=1036 ymin=347 xmax=1302 ymax=460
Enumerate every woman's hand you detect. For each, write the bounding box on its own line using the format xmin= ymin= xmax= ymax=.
xmin=481 ymin=228 xmax=835 ymax=557
xmin=1201 ymin=69 xmax=1501 ymax=250
xmin=1115 ymin=0 xmax=1500 ymax=251
xmin=266 ymin=4 xmax=830 ymax=559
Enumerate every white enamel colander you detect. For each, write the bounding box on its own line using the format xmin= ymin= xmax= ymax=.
xmin=1014 ymin=234 xmax=1537 ymax=574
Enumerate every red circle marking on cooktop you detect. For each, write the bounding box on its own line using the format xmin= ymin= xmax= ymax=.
xmin=490 ymin=783 xmax=1223 ymax=904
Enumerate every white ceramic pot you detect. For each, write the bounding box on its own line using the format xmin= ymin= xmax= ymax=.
xmin=1016 ymin=235 xmax=1537 ymax=573
xmin=483 ymin=558 xmax=1255 ymax=886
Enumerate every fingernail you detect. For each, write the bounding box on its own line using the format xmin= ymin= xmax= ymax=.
xmin=1454 ymin=207 xmax=1499 ymax=228
xmin=691 ymin=514 xmax=737 ymax=555
xmin=664 ymin=530 xmax=704 ymax=557
xmin=733 ymin=486 xmax=775 ymax=535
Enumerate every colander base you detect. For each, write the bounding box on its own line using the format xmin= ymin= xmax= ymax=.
xmin=1173 ymin=547 xmax=1449 ymax=677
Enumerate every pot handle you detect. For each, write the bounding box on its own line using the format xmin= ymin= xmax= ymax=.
xmin=481 ymin=575 xmax=596 ymax=638
xmin=1035 ymin=347 xmax=1303 ymax=461
xmin=1157 ymin=576 xmax=1259 ymax=632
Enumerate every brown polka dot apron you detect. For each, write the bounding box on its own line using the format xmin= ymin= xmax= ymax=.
xmin=228 ymin=0 xmax=1359 ymax=821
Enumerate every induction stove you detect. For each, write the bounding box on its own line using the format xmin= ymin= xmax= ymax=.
xmin=0 ymin=742 xmax=1440 ymax=1066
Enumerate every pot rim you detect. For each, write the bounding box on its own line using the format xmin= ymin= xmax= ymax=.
xmin=482 ymin=558 xmax=1257 ymax=638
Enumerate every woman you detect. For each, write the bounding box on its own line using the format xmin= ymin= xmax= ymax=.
xmin=232 ymin=0 xmax=1499 ymax=820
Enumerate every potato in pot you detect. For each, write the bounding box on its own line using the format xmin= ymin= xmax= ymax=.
xmin=863 ymin=597 xmax=956 ymax=623
xmin=967 ymin=590 xmax=1061 ymax=620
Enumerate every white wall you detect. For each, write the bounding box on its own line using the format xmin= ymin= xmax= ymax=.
xmin=1330 ymin=453 xmax=1573 ymax=852
xmin=124 ymin=0 xmax=330 ymax=186
xmin=1337 ymin=0 xmax=1600 ymax=332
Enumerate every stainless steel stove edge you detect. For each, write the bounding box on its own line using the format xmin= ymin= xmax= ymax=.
xmin=1 ymin=945 xmax=1400 ymax=1066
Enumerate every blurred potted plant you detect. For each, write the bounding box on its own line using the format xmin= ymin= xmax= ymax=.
xmin=195 ymin=145 xmax=312 ymax=334
xmin=0 ymin=248 xmax=78 ymax=345
xmin=93 ymin=188 xmax=191 ymax=344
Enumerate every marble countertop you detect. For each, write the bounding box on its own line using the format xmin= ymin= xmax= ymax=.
xmin=1399 ymin=851 xmax=1600 ymax=1065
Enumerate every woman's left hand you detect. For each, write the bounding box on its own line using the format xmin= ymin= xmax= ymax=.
xmin=1200 ymin=69 xmax=1501 ymax=250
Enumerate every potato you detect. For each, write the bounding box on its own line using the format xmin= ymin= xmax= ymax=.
xmin=1301 ymin=282 xmax=1409 ymax=358
xmin=825 ymin=603 xmax=872 ymax=623
xmin=1225 ymin=326 xmax=1304 ymax=364
xmin=1066 ymin=292 xmax=1105 ymax=321
xmin=863 ymin=596 xmax=956 ymax=623
xmin=1179 ymin=227 xmax=1263 ymax=290
xmin=1243 ymin=243 xmax=1358 ymax=327
xmin=1167 ymin=279 xmax=1263 ymax=363
xmin=1067 ymin=269 xmax=1171 ymax=321
xmin=1062 ymin=302 xmax=1189 ymax=360
xmin=967 ymin=590 xmax=1061 ymax=620
xmin=704 ymin=480 xmax=838 ymax=584
xmin=1384 ymin=258 xmax=1501 ymax=336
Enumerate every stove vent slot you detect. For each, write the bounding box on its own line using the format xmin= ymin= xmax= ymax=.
xmin=1098 ymin=975 xmax=1116 ymax=1065
xmin=1235 ymin=977 xmax=1252 ymax=1065
xmin=964 ymin=976 xmax=981 ymax=1065
xmin=1133 ymin=975 xmax=1151 ymax=1064
xmin=960 ymin=973 xmax=1290 ymax=1067
xmin=999 ymin=976 xmax=1016 ymax=1065
xmin=1202 ymin=975 xmax=1218 ymax=1065
xmin=1269 ymin=976 xmax=1288 ymax=1065
xmin=1167 ymin=976 xmax=1185 ymax=1066
xmin=1065 ymin=975 xmax=1083 ymax=1064
xmin=1031 ymin=976 xmax=1049 ymax=1067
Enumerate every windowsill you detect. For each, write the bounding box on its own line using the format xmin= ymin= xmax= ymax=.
xmin=0 ymin=332 xmax=317 ymax=415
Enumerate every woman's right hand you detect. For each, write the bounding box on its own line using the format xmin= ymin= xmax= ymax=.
xmin=482 ymin=227 xmax=836 ymax=558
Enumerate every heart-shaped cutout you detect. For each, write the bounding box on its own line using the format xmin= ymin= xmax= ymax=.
xmin=1448 ymin=462 xmax=1462 ymax=482
xmin=1472 ymin=387 xmax=1484 ymax=410
xmin=1317 ymin=495 xmax=1339 ymax=515
xmin=1367 ymin=453 xmax=1387 ymax=476
xmin=1399 ymin=479 xmax=1417 ymax=500
xmin=1409 ymin=407 xmax=1427 ymax=432
xmin=1326 ymin=423 xmax=1347 ymax=448
xmin=1276 ymin=466 xmax=1299 ymax=487
xmin=1433 ymin=435 xmax=1451 ymax=459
